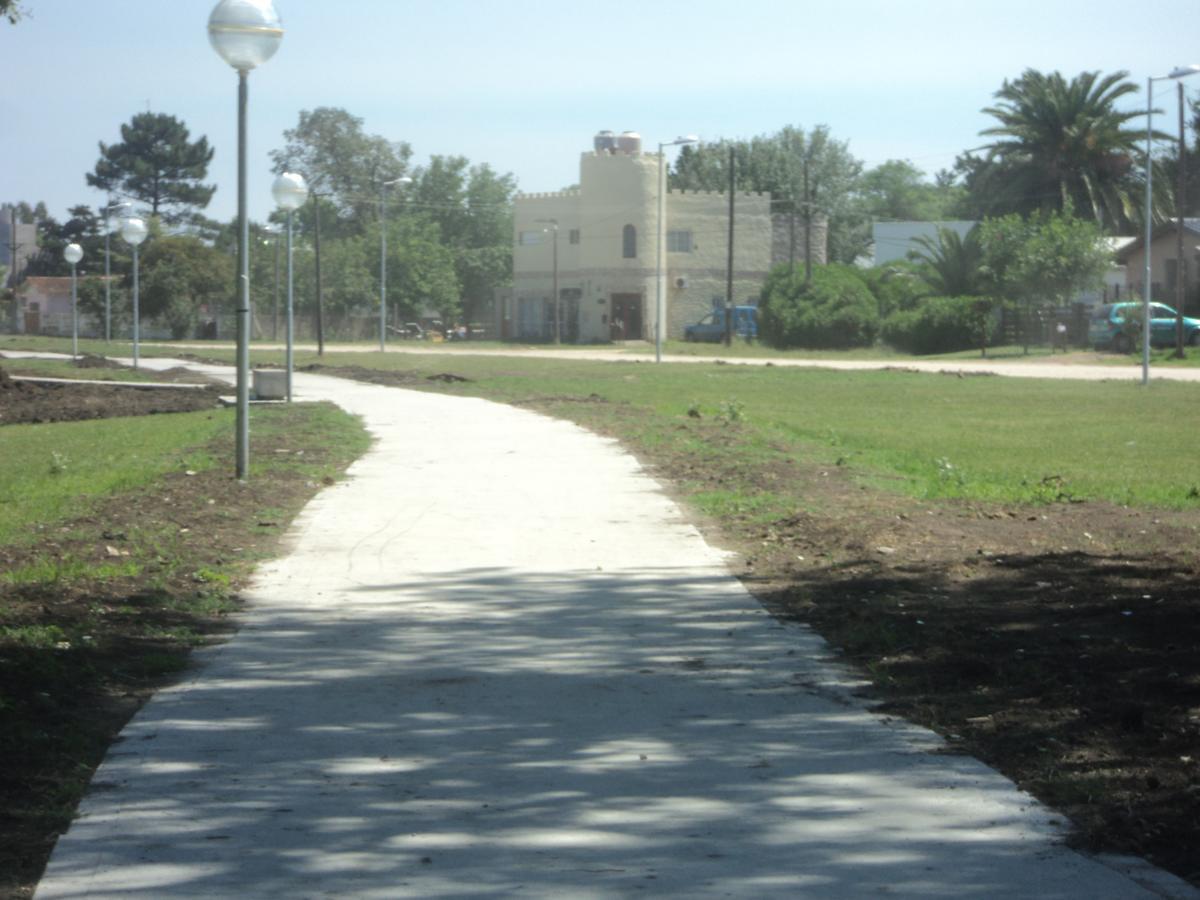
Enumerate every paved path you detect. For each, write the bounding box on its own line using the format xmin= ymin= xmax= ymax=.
xmin=33 ymin=362 xmax=1198 ymax=898
xmin=135 ymin=341 xmax=1200 ymax=383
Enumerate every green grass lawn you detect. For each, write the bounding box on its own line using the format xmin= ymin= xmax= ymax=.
xmin=0 ymin=411 xmax=227 ymax=547
xmin=274 ymin=351 xmax=1200 ymax=509
xmin=6 ymin=337 xmax=1198 ymax=507
xmin=0 ymin=356 xmax=179 ymax=381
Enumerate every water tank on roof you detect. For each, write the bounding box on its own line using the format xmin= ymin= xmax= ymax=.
xmin=594 ymin=130 xmax=617 ymax=154
xmin=617 ymin=131 xmax=642 ymax=155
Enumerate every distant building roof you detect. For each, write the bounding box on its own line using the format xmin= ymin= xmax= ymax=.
xmin=1115 ymin=218 xmax=1200 ymax=261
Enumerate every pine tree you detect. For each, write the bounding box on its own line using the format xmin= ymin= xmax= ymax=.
xmin=87 ymin=113 xmax=216 ymax=224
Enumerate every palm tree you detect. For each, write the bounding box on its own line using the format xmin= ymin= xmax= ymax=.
xmin=908 ymin=226 xmax=984 ymax=296
xmin=979 ymin=69 xmax=1158 ymax=232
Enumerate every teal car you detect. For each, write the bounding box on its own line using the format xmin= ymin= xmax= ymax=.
xmin=1089 ymin=302 xmax=1200 ymax=353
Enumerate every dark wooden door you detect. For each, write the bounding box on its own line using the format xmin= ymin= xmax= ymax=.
xmin=611 ymin=293 xmax=642 ymax=340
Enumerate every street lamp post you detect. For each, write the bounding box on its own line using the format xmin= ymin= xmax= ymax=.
xmin=535 ymin=218 xmax=559 ymax=343
xmin=1142 ymin=64 xmax=1200 ymax=384
xmin=656 ymin=136 xmax=698 ymax=363
xmin=379 ymin=176 xmax=412 ymax=351
xmin=272 ymin=171 xmax=308 ymax=402
xmin=208 ymin=0 xmax=283 ymax=481
xmin=101 ymin=200 xmax=129 ymax=342
xmin=64 ymin=243 xmax=83 ymax=360
xmin=120 ymin=217 xmax=148 ymax=368
xmin=263 ymin=224 xmax=281 ymax=341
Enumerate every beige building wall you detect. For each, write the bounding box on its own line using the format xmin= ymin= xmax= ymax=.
xmin=1121 ymin=227 xmax=1200 ymax=310
xmin=662 ymin=190 xmax=773 ymax=337
xmin=511 ymin=135 xmax=830 ymax=342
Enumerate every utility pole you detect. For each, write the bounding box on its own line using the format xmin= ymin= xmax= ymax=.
xmin=6 ymin=207 xmax=24 ymax=332
xmin=551 ymin=223 xmax=560 ymax=344
xmin=724 ymin=146 xmax=735 ymax=347
xmin=313 ymin=192 xmax=325 ymax=356
xmin=803 ymin=154 xmax=814 ymax=287
xmin=788 ymin=192 xmax=796 ymax=270
xmin=1175 ymin=80 xmax=1188 ymax=358
xmin=272 ymin=227 xmax=281 ymax=342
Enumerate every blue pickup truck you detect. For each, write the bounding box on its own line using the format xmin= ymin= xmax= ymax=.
xmin=683 ymin=306 xmax=759 ymax=342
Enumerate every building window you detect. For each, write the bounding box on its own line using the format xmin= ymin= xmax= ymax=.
xmin=518 ymin=230 xmax=543 ymax=246
xmin=622 ymin=224 xmax=637 ymax=259
xmin=667 ymin=230 xmax=693 ymax=253
xmin=569 ymin=228 xmax=580 ymax=245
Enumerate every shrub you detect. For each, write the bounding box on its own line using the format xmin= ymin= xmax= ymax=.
xmin=860 ymin=260 xmax=929 ymax=319
xmin=882 ymin=295 xmax=992 ymax=355
xmin=760 ymin=264 xmax=879 ymax=349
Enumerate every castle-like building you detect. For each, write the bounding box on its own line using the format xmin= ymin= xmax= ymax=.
xmin=506 ymin=131 xmax=827 ymax=342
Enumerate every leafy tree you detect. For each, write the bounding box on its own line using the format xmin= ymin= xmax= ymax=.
xmin=138 ymin=236 xmax=233 ymax=338
xmin=1 ymin=1 xmax=27 ymax=24
xmin=908 ymin=226 xmax=986 ymax=296
xmin=978 ymin=209 xmax=1110 ymax=352
xmin=760 ymin=263 xmax=878 ymax=348
xmin=1158 ymin=95 xmax=1200 ymax=218
xmin=860 ymin=259 xmax=930 ymax=319
xmin=383 ymin=217 xmax=461 ymax=322
xmin=411 ymin=156 xmax=514 ymax=320
xmin=87 ymin=113 xmax=216 ymax=224
xmin=22 ymin=205 xmax=110 ymax=277
xmin=971 ymin=69 xmax=1151 ymax=231
xmin=1 ymin=200 xmax=48 ymax=222
xmin=671 ymin=125 xmax=868 ymax=263
xmin=271 ymin=107 xmax=412 ymax=226
xmin=859 ymin=160 xmax=963 ymax=222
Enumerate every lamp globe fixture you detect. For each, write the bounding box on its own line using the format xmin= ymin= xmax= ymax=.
xmin=120 ymin=217 xmax=148 ymax=246
xmin=272 ymin=171 xmax=309 ymax=211
xmin=208 ymin=0 xmax=283 ymax=72
xmin=63 ymin=243 xmax=83 ymax=265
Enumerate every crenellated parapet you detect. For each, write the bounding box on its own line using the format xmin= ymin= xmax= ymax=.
xmin=668 ymin=189 xmax=771 ymax=199
xmin=515 ymin=190 xmax=582 ymax=201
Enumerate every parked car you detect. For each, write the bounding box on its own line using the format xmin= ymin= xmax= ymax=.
xmin=684 ymin=305 xmax=758 ymax=342
xmin=1089 ymin=302 xmax=1200 ymax=353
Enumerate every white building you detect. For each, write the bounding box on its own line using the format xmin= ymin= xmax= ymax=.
xmin=871 ymin=220 xmax=978 ymax=266
xmin=507 ymin=131 xmax=826 ymax=342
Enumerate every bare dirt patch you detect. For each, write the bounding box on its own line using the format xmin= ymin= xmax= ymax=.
xmin=0 ymin=360 xmax=223 ymax=426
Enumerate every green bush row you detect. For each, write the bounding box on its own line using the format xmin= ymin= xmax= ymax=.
xmin=881 ymin=296 xmax=994 ymax=355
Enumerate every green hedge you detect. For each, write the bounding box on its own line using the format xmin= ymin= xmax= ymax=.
xmin=761 ymin=264 xmax=879 ymax=349
xmin=882 ymin=295 xmax=991 ymax=355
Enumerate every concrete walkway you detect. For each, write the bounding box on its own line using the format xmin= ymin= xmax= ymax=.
xmin=140 ymin=341 xmax=1200 ymax=383
xmin=33 ymin=362 xmax=1198 ymax=898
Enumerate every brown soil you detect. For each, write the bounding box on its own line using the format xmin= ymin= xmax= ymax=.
xmin=0 ymin=359 xmax=225 ymax=425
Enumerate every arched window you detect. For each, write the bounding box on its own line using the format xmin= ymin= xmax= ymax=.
xmin=622 ymin=224 xmax=637 ymax=259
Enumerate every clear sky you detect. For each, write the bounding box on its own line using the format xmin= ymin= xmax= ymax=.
xmin=1 ymin=0 xmax=1197 ymax=225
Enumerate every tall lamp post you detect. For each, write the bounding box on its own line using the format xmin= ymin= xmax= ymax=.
xmin=263 ymin=224 xmax=281 ymax=340
xmin=120 ymin=217 xmax=148 ymax=369
xmin=656 ymin=135 xmax=698 ymax=363
xmin=272 ymin=171 xmax=307 ymax=402
xmin=379 ymin=176 xmax=412 ymax=351
xmin=63 ymin=243 xmax=83 ymax=360
xmin=535 ymin=218 xmax=559 ymax=343
xmin=101 ymin=200 xmax=129 ymax=342
xmin=1142 ymin=64 xmax=1200 ymax=384
xmin=208 ymin=0 xmax=283 ymax=481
